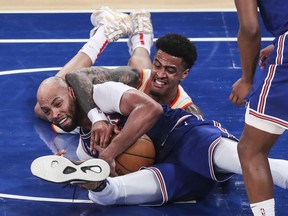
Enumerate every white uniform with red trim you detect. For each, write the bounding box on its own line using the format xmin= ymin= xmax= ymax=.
xmin=137 ymin=69 xmax=193 ymax=109
xmin=52 ymin=69 xmax=193 ymax=134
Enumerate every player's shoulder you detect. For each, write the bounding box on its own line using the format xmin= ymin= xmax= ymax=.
xmin=94 ymin=81 xmax=134 ymax=95
xmin=136 ymin=69 xmax=151 ymax=90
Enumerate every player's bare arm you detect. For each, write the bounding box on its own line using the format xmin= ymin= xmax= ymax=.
xmin=98 ymin=89 xmax=162 ymax=175
xmin=65 ymin=67 xmax=140 ymax=150
xmin=34 ymin=66 xmax=141 ymax=118
xmin=229 ymin=0 xmax=260 ymax=106
xmin=66 ymin=66 xmax=141 ymax=113
xmin=66 ymin=68 xmax=112 ymax=150
xmin=71 ymin=66 xmax=141 ymax=88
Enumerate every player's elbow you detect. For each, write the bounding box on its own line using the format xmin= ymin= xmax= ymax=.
xmin=239 ymin=23 xmax=260 ymax=40
xmin=65 ymin=70 xmax=85 ymax=89
xmin=149 ymin=102 xmax=163 ymax=120
xmin=65 ymin=71 xmax=78 ymax=84
xmin=155 ymin=103 xmax=163 ymax=117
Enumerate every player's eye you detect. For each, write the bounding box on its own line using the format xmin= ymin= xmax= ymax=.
xmin=55 ymin=102 xmax=62 ymax=108
xmin=165 ymin=67 xmax=176 ymax=74
xmin=153 ymin=63 xmax=160 ymax=68
xmin=42 ymin=109 xmax=50 ymax=115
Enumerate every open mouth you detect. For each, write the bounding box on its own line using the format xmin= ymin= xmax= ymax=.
xmin=153 ymin=78 xmax=167 ymax=87
xmin=56 ymin=116 xmax=68 ymax=127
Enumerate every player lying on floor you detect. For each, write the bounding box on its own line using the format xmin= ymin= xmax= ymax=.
xmin=33 ymin=78 xmax=288 ymax=205
xmin=34 ymin=7 xmax=203 ymax=139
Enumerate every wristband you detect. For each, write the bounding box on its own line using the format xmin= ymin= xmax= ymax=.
xmin=87 ymin=108 xmax=108 ymax=124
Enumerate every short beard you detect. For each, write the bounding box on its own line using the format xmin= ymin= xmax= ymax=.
xmin=61 ymin=123 xmax=77 ymax=132
xmin=150 ymin=89 xmax=161 ymax=98
xmin=61 ymin=104 xmax=80 ymax=132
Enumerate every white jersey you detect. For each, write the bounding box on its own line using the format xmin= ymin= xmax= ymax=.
xmin=92 ymin=81 xmax=134 ymax=114
xmin=76 ymin=82 xmax=135 ymax=161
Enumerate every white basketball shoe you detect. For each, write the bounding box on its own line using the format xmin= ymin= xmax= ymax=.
xmin=31 ymin=155 xmax=110 ymax=184
xmin=130 ymin=9 xmax=153 ymax=35
xmin=128 ymin=9 xmax=154 ymax=55
xmin=90 ymin=6 xmax=132 ymax=42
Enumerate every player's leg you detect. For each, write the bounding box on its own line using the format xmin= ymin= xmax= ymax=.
xmin=240 ymin=33 xmax=288 ymax=216
xmin=238 ymin=124 xmax=279 ymax=216
xmin=34 ymin=27 xmax=108 ymax=120
xmin=35 ymin=7 xmax=131 ymax=121
xmin=57 ymin=7 xmax=132 ymax=79
xmin=213 ymin=137 xmax=288 ymax=189
xmin=87 ymin=169 xmax=162 ymax=205
xmin=86 ymin=163 xmax=216 ymax=205
xmin=127 ymin=10 xmax=154 ymax=71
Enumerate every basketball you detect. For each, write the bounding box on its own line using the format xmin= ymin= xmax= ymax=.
xmin=115 ymin=134 xmax=155 ymax=175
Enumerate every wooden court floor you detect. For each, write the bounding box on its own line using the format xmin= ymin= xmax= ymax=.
xmin=0 ymin=0 xmax=235 ymax=11
xmin=2 ymin=2 xmax=287 ymax=216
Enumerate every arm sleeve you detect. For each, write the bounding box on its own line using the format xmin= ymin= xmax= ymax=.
xmin=92 ymin=81 xmax=134 ymax=114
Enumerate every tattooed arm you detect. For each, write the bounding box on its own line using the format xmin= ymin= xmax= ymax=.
xmin=34 ymin=66 xmax=140 ymax=119
xmin=66 ymin=66 xmax=141 ymax=150
xmin=66 ymin=66 xmax=141 ymax=114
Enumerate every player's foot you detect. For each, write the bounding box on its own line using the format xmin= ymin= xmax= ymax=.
xmin=128 ymin=9 xmax=154 ymax=55
xmin=90 ymin=6 xmax=132 ymax=42
xmin=31 ymin=155 xmax=110 ymax=184
xmin=80 ymin=179 xmax=107 ymax=192
xmin=130 ymin=9 xmax=153 ymax=35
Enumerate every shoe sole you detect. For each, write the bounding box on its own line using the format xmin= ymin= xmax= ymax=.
xmin=90 ymin=7 xmax=132 ymax=40
xmin=31 ymin=155 xmax=110 ymax=183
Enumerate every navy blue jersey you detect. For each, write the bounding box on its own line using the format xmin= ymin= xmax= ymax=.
xmin=258 ymin=0 xmax=288 ymax=36
xmin=146 ymin=105 xmax=238 ymax=163
xmin=247 ymin=2 xmax=288 ymax=129
xmin=81 ymin=104 xmax=238 ymax=181
xmin=102 ymin=105 xmax=238 ymax=162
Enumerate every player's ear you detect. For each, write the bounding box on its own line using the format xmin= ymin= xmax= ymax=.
xmin=68 ymin=87 xmax=76 ymax=99
xmin=180 ymin=68 xmax=190 ymax=81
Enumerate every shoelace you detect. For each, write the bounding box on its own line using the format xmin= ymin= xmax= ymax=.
xmin=63 ymin=183 xmax=78 ymax=202
xmin=62 ymin=180 xmax=108 ymax=201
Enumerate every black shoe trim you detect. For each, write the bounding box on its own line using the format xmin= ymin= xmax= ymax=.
xmin=63 ymin=166 xmax=77 ymax=174
xmin=92 ymin=180 xmax=107 ymax=192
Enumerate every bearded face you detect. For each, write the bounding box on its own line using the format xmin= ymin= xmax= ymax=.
xmin=37 ymin=77 xmax=79 ymax=132
xmin=149 ymin=50 xmax=188 ymax=101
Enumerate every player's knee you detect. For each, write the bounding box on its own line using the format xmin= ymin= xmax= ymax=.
xmin=237 ymin=140 xmax=254 ymax=166
xmin=128 ymin=53 xmax=151 ymax=71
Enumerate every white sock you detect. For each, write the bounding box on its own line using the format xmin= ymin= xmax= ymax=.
xmin=214 ymin=138 xmax=288 ymax=189
xmin=128 ymin=33 xmax=153 ymax=55
xmin=116 ymin=169 xmax=161 ymax=204
xmin=268 ymin=158 xmax=288 ymax=189
xmin=213 ymin=138 xmax=242 ymax=174
xmin=79 ymin=26 xmax=108 ymax=64
xmin=88 ymin=169 xmax=161 ymax=205
xmin=250 ymin=198 xmax=275 ymax=216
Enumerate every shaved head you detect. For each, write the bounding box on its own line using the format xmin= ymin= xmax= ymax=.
xmin=36 ymin=76 xmax=79 ymax=132
xmin=37 ymin=77 xmax=68 ymax=101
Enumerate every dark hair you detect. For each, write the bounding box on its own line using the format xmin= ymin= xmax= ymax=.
xmin=155 ymin=33 xmax=197 ymax=69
